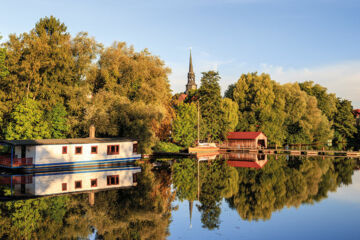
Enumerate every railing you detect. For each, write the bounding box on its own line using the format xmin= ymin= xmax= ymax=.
xmin=0 ymin=156 xmax=33 ymax=167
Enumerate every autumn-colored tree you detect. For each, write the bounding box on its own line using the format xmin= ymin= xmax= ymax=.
xmin=1 ymin=16 xmax=101 ymax=137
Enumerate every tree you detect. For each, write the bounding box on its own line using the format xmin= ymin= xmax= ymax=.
xmin=0 ymin=36 xmax=8 ymax=78
xmin=4 ymin=97 xmax=51 ymax=140
xmin=232 ymin=73 xmax=333 ymax=145
xmin=172 ymin=103 xmax=197 ymax=147
xmin=198 ymin=71 xmax=226 ymax=141
xmin=332 ymin=99 xmax=357 ymax=147
xmin=47 ymin=103 xmax=69 ymax=139
xmin=232 ymin=72 xmax=286 ymax=145
xmin=221 ymin=98 xmax=239 ymax=132
xmin=1 ymin=16 xmax=101 ymax=138
xmin=299 ymin=81 xmax=337 ymax=120
xmin=224 ymin=83 xmax=235 ymax=99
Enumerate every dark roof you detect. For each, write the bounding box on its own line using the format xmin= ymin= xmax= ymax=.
xmin=227 ymin=132 xmax=265 ymax=140
xmin=0 ymin=138 xmax=136 ymax=146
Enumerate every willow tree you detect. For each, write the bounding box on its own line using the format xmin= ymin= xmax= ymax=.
xmin=221 ymin=98 xmax=239 ymax=133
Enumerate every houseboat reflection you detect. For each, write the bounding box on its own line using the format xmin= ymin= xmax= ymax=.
xmin=0 ymin=165 xmax=141 ymax=198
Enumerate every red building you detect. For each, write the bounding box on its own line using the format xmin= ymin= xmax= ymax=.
xmin=226 ymin=132 xmax=267 ymax=149
xmin=354 ymin=109 xmax=360 ymax=126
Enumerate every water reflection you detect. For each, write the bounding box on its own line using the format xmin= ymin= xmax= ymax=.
xmin=0 ymin=165 xmax=141 ymax=198
xmin=0 ymin=155 xmax=358 ymax=239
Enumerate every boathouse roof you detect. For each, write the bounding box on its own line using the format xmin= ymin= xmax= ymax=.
xmin=227 ymin=132 xmax=265 ymax=140
xmin=0 ymin=137 xmax=136 ymax=146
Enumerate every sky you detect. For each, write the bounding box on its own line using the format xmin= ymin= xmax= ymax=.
xmin=1 ymin=0 xmax=360 ymax=107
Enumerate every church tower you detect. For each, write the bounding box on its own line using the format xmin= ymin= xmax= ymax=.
xmin=185 ymin=50 xmax=197 ymax=94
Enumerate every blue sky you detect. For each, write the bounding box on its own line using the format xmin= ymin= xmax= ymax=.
xmin=1 ymin=0 xmax=360 ymax=107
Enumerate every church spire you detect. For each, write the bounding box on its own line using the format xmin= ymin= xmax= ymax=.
xmin=189 ymin=50 xmax=194 ymax=73
xmin=186 ymin=50 xmax=197 ymax=94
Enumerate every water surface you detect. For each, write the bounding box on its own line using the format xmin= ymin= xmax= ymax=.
xmin=0 ymin=155 xmax=359 ymax=239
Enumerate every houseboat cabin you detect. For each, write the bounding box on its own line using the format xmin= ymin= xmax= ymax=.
xmin=0 ymin=137 xmax=141 ymax=170
xmin=226 ymin=132 xmax=267 ymax=149
xmin=0 ymin=165 xmax=141 ymax=197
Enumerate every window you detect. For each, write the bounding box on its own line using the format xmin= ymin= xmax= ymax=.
xmin=91 ymin=179 xmax=97 ymax=187
xmin=107 ymin=145 xmax=119 ymax=155
xmin=91 ymin=146 xmax=98 ymax=154
xmin=107 ymin=175 xmax=119 ymax=185
xmin=62 ymin=183 xmax=67 ymax=191
xmin=133 ymin=143 xmax=138 ymax=153
xmin=62 ymin=146 xmax=67 ymax=154
xmin=75 ymin=181 xmax=82 ymax=189
xmin=75 ymin=146 xmax=82 ymax=154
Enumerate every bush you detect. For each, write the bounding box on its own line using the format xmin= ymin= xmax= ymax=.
xmin=153 ymin=141 xmax=183 ymax=153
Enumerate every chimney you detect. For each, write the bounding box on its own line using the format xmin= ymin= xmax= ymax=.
xmin=89 ymin=124 xmax=96 ymax=139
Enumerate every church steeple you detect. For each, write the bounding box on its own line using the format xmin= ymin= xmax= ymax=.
xmin=189 ymin=50 xmax=194 ymax=73
xmin=186 ymin=50 xmax=197 ymax=94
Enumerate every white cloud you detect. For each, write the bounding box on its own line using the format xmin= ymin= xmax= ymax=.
xmin=330 ymin=171 xmax=360 ymax=204
xmin=168 ymin=54 xmax=360 ymax=108
xmin=259 ymin=61 xmax=360 ymax=108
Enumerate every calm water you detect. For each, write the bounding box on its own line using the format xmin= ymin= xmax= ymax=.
xmin=0 ymin=154 xmax=359 ymax=239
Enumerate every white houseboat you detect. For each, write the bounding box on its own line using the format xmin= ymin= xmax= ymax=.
xmin=0 ymin=132 xmax=141 ymax=171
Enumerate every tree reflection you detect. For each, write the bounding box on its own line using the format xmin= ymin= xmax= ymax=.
xmin=227 ymin=155 xmax=357 ymax=221
xmin=0 ymin=162 xmax=174 ymax=239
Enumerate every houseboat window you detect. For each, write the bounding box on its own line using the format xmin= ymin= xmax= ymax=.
xmin=107 ymin=175 xmax=119 ymax=185
xmin=133 ymin=143 xmax=138 ymax=153
xmin=91 ymin=179 xmax=97 ymax=187
xmin=75 ymin=146 xmax=82 ymax=154
xmin=107 ymin=145 xmax=119 ymax=155
xmin=75 ymin=181 xmax=82 ymax=189
xmin=62 ymin=183 xmax=67 ymax=191
xmin=91 ymin=146 xmax=98 ymax=154
xmin=62 ymin=146 xmax=67 ymax=154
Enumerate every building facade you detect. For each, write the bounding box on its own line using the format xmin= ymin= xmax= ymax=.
xmin=226 ymin=132 xmax=268 ymax=149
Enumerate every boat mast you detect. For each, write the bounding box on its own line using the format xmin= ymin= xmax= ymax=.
xmin=197 ymin=100 xmax=200 ymax=144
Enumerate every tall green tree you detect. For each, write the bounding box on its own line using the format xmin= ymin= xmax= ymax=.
xmin=198 ymin=71 xmax=226 ymax=141
xmin=332 ymin=99 xmax=357 ymax=147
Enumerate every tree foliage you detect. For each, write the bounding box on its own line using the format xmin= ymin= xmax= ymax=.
xmin=172 ymin=103 xmax=197 ymax=147
xmin=4 ymin=97 xmax=51 ymax=140
xmin=198 ymin=71 xmax=226 ymax=142
xmin=231 ymin=72 xmax=333 ymax=145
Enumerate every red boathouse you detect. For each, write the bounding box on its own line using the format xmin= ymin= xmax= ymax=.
xmin=226 ymin=132 xmax=267 ymax=149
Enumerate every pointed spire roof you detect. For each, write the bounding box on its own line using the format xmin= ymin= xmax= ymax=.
xmin=189 ymin=50 xmax=194 ymax=73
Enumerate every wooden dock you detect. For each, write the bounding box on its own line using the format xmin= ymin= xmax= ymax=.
xmin=220 ymin=147 xmax=360 ymax=158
